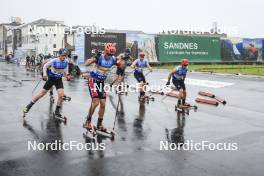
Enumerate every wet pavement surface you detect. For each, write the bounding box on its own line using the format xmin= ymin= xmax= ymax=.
xmin=0 ymin=62 xmax=264 ymax=176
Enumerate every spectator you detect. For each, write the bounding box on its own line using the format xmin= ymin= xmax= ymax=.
xmin=26 ymin=55 xmax=30 ymax=68
xmin=30 ymin=55 xmax=35 ymax=67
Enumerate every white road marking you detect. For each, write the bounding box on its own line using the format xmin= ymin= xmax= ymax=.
xmin=161 ymin=78 xmax=234 ymax=88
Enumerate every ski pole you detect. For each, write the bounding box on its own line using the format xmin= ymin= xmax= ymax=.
xmin=31 ymin=79 xmax=42 ymax=96
xmin=83 ymin=99 xmax=94 ymax=129
xmin=112 ymin=95 xmax=121 ymax=131
xmin=160 ymin=85 xmax=173 ymax=101
xmin=144 ymin=70 xmax=151 ymax=77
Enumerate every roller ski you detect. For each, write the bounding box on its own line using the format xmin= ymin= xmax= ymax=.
xmin=83 ymin=121 xmax=96 ymax=142
xmin=94 ymin=124 xmax=115 ymax=140
xmin=138 ymin=95 xmax=155 ymax=104
xmin=53 ymin=108 xmax=67 ymax=124
xmin=175 ymin=103 xmax=198 ymax=114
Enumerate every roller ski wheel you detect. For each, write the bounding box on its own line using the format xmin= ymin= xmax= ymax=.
xmin=175 ymin=104 xmax=197 ymax=113
xmin=63 ymin=95 xmax=71 ymax=102
xmin=138 ymin=95 xmax=154 ymax=103
xmin=83 ymin=131 xmax=96 ymax=143
xmin=192 ymin=105 xmax=198 ymax=111
xmin=50 ymin=96 xmax=55 ymax=103
xmin=83 ymin=125 xmax=96 ymax=142
xmin=94 ymin=126 xmax=115 ymax=140
xmin=22 ymin=110 xmax=27 ymax=118
xmin=182 ymin=104 xmax=198 ymax=111
xmin=116 ymin=91 xmax=128 ymax=96
xmin=175 ymin=107 xmax=190 ymax=115
xmin=53 ymin=112 xmax=67 ymax=124
xmin=144 ymin=95 xmax=154 ymax=101
xmin=138 ymin=96 xmax=146 ymax=103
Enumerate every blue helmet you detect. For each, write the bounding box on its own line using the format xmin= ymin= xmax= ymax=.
xmin=59 ymin=48 xmax=68 ymax=56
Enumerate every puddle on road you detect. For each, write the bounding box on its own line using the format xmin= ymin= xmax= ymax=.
xmin=0 ymin=74 xmax=23 ymax=88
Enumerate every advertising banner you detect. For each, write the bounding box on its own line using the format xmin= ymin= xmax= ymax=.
xmin=74 ymin=33 xmax=85 ymax=65
xmin=221 ymin=37 xmax=243 ymax=61
xmin=242 ymin=39 xmax=263 ymax=61
xmin=126 ymin=33 xmax=158 ymax=62
xmin=85 ymin=33 xmax=126 ymax=59
xmin=158 ymin=35 xmax=221 ymax=62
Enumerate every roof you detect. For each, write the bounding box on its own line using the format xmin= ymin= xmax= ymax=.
xmin=14 ymin=19 xmax=65 ymax=29
xmin=63 ymin=26 xmax=145 ymax=34
xmin=104 ymin=28 xmax=144 ymax=34
xmin=0 ymin=22 xmax=21 ymax=27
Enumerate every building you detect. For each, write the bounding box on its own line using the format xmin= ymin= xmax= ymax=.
xmin=0 ymin=21 xmax=21 ymax=56
xmin=13 ymin=18 xmax=69 ymax=59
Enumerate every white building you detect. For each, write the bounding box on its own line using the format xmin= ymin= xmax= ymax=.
xmin=0 ymin=21 xmax=21 ymax=56
xmin=14 ymin=19 xmax=71 ymax=58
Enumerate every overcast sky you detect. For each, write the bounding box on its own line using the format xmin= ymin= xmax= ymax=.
xmin=0 ymin=0 xmax=263 ymax=38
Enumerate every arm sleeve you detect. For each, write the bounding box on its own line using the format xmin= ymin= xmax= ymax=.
xmin=146 ymin=60 xmax=150 ymax=67
xmin=175 ymin=66 xmax=180 ymax=75
xmin=117 ymin=54 xmax=123 ymax=59
xmin=42 ymin=59 xmax=53 ymax=77
xmin=131 ymin=59 xmax=138 ymax=67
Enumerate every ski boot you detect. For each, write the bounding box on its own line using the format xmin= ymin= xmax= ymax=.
xmin=95 ymin=122 xmax=115 ymax=140
xmin=175 ymin=100 xmax=197 ymax=114
xmin=23 ymin=101 xmax=34 ymax=118
xmin=53 ymin=108 xmax=67 ymax=124
xmin=138 ymin=95 xmax=154 ymax=104
xmin=83 ymin=120 xmax=96 ymax=142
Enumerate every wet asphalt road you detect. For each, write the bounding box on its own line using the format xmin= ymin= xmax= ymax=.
xmin=0 ymin=61 xmax=264 ymax=176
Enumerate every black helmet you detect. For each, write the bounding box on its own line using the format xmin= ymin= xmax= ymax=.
xmin=125 ymin=48 xmax=131 ymax=54
xmin=124 ymin=48 xmax=131 ymax=58
xmin=59 ymin=48 xmax=68 ymax=56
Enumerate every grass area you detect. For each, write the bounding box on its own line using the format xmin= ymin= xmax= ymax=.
xmin=156 ymin=64 xmax=264 ymax=76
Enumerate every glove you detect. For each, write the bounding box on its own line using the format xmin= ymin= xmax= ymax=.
xmin=66 ymin=74 xmax=72 ymax=81
xmin=166 ymin=81 xmax=170 ymax=86
xmin=116 ymin=59 xmax=122 ymax=67
xmin=42 ymin=76 xmax=48 ymax=81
